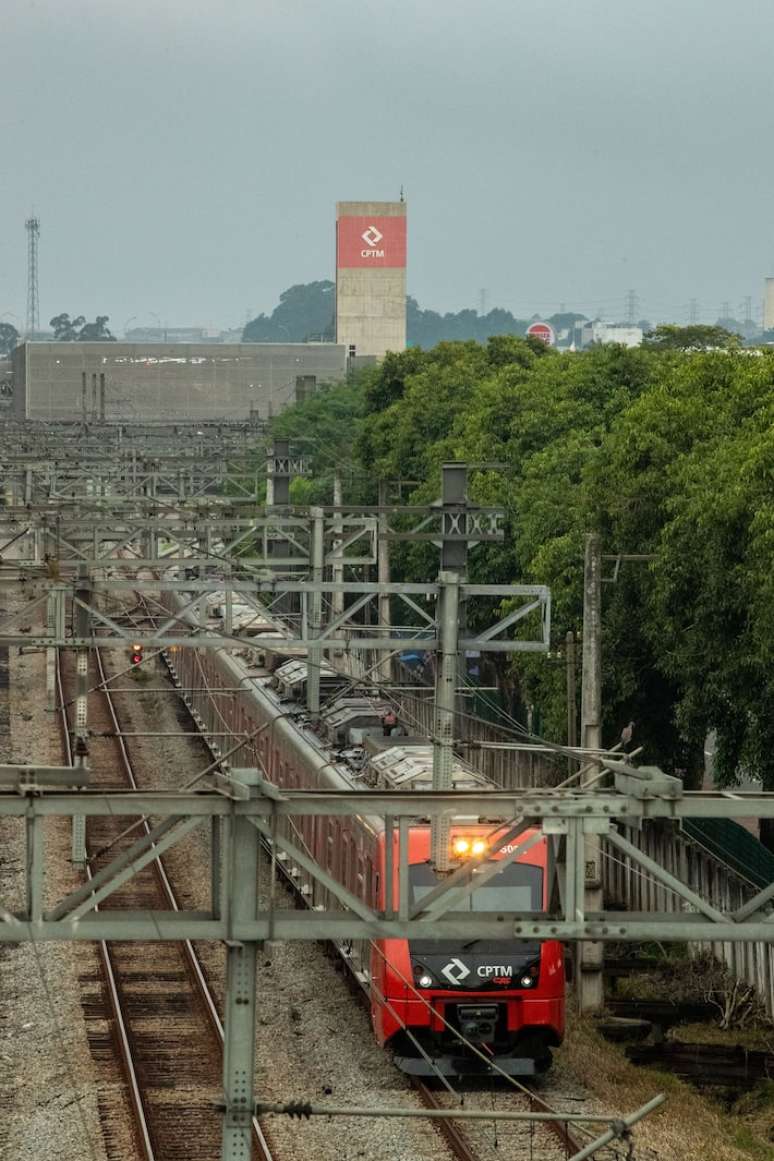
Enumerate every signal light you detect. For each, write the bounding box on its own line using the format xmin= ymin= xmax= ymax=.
xmin=452 ymin=837 xmax=488 ymax=858
xmin=130 ymin=644 xmax=143 ymax=666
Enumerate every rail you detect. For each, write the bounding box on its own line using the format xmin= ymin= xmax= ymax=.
xmin=57 ymin=645 xmax=275 ymax=1161
xmin=412 ymin=1078 xmax=584 ymax=1159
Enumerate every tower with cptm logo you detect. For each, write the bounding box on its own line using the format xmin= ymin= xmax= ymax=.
xmin=335 ymin=200 xmax=407 ymax=359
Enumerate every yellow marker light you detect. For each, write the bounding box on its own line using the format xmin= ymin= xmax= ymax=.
xmin=452 ymin=838 xmax=470 ymax=856
xmin=472 ymin=839 xmax=487 ymax=856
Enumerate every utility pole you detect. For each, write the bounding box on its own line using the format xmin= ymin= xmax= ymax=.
xmin=579 ymin=533 xmax=603 ymax=1011
xmin=431 ymin=464 xmax=468 ymax=872
xmin=689 ymin=298 xmax=699 ymax=325
xmin=377 ymin=480 xmax=391 ymax=683
xmin=566 ymin=629 xmax=577 ymax=772
xmin=267 ymin=440 xmax=292 ymax=613
xmin=331 ymin=471 xmax=344 ymax=620
xmin=72 ymin=565 xmax=91 ymax=866
xmin=306 ymin=507 xmax=324 ymax=717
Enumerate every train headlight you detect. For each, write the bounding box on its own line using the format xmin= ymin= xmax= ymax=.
xmin=413 ymin=964 xmax=434 ymax=988
xmin=519 ymin=961 xmax=540 ymax=988
xmin=452 ymin=837 xmax=487 ymax=858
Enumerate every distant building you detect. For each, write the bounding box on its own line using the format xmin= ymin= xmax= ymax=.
xmin=580 ymin=322 xmax=643 ymax=349
xmin=125 ymin=326 xmax=223 ymax=344
xmin=335 ymin=200 xmax=407 ymax=359
xmin=13 ymin=341 xmax=347 ymax=422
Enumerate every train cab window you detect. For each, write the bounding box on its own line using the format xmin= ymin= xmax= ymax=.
xmin=409 ymin=861 xmax=543 ymax=912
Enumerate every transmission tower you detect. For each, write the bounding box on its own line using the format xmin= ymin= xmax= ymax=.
xmin=688 ymin=298 xmax=699 ymax=324
xmin=625 ymin=289 xmax=639 ymax=325
xmin=25 ymin=216 xmax=40 ymax=337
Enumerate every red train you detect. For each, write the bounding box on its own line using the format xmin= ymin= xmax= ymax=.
xmin=163 ymin=591 xmax=566 ymax=1077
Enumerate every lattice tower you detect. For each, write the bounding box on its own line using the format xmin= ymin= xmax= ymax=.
xmin=25 ymin=216 xmax=40 ymax=337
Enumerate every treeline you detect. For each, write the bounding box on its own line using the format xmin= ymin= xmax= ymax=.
xmin=242 ymin=281 xmax=549 ymax=347
xmin=272 ymin=336 xmax=774 ymax=825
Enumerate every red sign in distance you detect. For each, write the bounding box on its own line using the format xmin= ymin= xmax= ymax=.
xmin=526 ymin=322 xmax=556 ymax=346
xmin=337 ymin=215 xmax=407 ymax=269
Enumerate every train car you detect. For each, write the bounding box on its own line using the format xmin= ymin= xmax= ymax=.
xmin=161 ymin=590 xmax=565 ymax=1077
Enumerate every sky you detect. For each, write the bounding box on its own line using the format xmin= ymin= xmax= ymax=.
xmin=2 ymin=0 xmax=774 ymax=332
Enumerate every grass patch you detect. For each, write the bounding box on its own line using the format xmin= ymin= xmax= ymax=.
xmin=557 ymin=1007 xmax=774 ymax=1160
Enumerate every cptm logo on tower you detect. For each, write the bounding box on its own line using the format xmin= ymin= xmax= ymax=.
xmin=360 ymin=225 xmax=384 ymax=258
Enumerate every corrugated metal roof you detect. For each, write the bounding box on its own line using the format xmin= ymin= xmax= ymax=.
xmin=683 ymin=817 xmax=774 ymax=891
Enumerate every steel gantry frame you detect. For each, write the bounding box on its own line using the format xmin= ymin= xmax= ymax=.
xmin=6 ymin=762 xmax=774 ymax=1154
xmin=7 ymin=762 xmax=774 ymax=947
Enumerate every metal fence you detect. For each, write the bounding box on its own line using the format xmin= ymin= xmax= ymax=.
xmin=602 ymin=820 xmax=774 ymax=1017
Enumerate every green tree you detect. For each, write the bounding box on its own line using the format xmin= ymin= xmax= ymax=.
xmin=49 ymin=313 xmax=115 ymax=341
xmin=50 ymin=313 xmax=85 ymax=341
xmin=643 ymin=324 xmax=742 ymax=350
xmin=271 ymin=335 xmax=774 ymax=842
xmin=243 ymin=282 xmax=335 ymax=343
xmin=0 ymin=323 xmax=18 ymax=356
xmin=77 ymin=315 xmax=115 ymax=341
xmin=270 ymin=375 xmax=372 ymax=504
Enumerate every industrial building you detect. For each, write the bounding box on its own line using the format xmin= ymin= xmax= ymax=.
xmin=580 ymin=321 xmax=643 ymax=349
xmin=12 ymin=341 xmax=347 ymax=422
xmin=335 ymin=200 xmax=407 ymax=359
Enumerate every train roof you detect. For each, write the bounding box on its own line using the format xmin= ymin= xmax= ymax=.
xmin=367 ymin=742 xmax=490 ymax=793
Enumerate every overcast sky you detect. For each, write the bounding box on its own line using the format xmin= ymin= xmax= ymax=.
xmin=2 ymin=0 xmax=773 ymax=332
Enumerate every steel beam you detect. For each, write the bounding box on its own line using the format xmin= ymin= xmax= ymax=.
xmin=221 ymin=771 xmax=260 ymax=1160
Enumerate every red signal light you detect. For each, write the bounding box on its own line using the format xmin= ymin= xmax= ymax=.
xmin=130 ymin=644 xmax=143 ymax=666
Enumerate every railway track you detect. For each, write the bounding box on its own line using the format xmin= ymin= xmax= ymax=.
xmin=411 ymin=1079 xmax=586 ymax=1161
xmin=113 ymin=595 xmax=596 ymax=1161
xmin=57 ymin=646 xmax=275 ymax=1161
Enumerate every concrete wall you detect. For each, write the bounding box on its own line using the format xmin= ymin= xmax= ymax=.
xmin=581 ymin=322 xmax=643 ymax=348
xmin=336 ymin=200 xmax=406 ymax=359
xmin=13 ymin=342 xmax=347 ymax=422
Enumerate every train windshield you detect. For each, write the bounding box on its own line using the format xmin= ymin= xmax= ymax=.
xmin=409 ymin=860 xmax=543 ymax=912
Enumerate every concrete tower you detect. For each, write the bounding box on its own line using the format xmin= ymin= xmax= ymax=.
xmin=764 ymin=278 xmax=774 ymax=331
xmin=335 ymin=201 xmax=407 ymax=359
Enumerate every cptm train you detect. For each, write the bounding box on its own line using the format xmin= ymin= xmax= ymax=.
xmin=161 ymin=589 xmax=566 ymax=1078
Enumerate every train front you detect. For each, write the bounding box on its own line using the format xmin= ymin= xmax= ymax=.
xmin=370 ymin=826 xmax=565 ymax=1077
